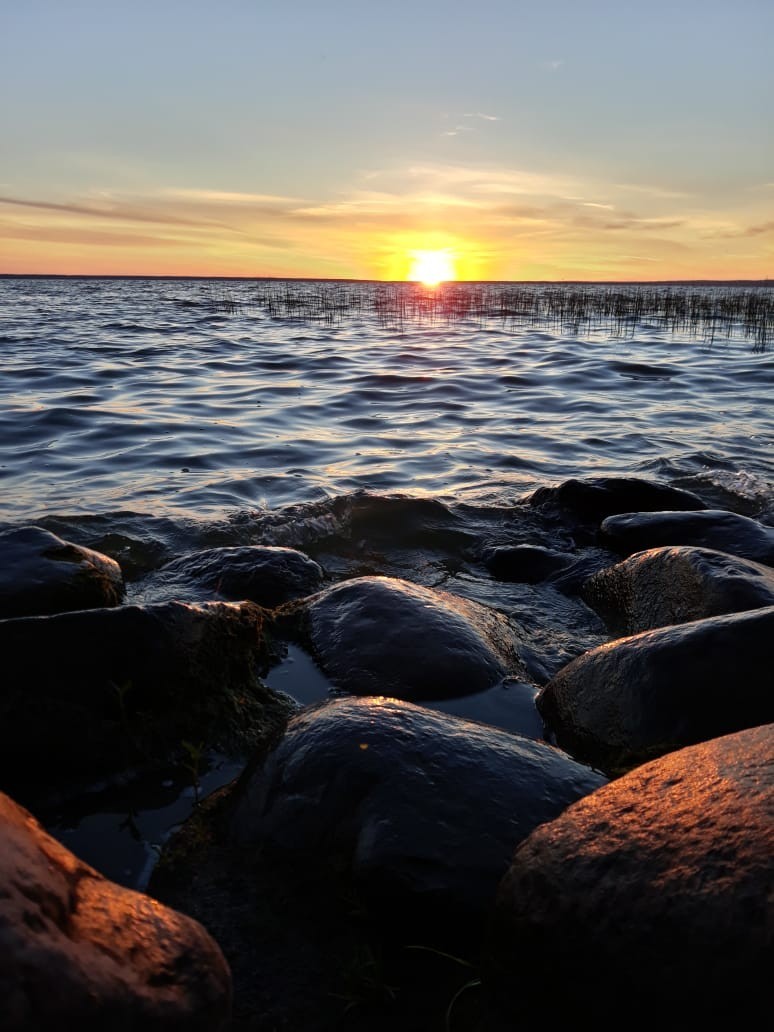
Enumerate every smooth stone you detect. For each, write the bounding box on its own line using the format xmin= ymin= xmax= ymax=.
xmin=526 ymin=476 xmax=705 ymax=523
xmin=584 ymin=545 xmax=774 ymax=634
xmin=0 ymin=789 xmax=231 ymax=1030
xmin=277 ymin=575 xmax=524 ymax=700
xmin=0 ymin=601 xmax=293 ymax=797
xmin=156 ymin=545 xmax=324 ymax=607
xmin=537 ymin=605 xmax=774 ymax=773
xmin=600 ymin=509 xmax=774 ymax=566
xmin=230 ymin=697 xmax=607 ymax=940
xmin=486 ymin=725 xmax=774 ymax=1023
xmin=0 ymin=526 xmax=124 ymax=618
xmin=483 ymin=544 xmax=573 ymax=584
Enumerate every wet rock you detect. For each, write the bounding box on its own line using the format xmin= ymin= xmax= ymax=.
xmin=332 ymin=492 xmax=477 ymax=550
xmin=526 ymin=476 xmax=705 ymax=524
xmin=0 ymin=789 xmax=231 ymax=1031
xmin=486 ymin=725 xmax=774 ymax=1023
xmin=231 ymin=697 xmax=607 ymax=941
xmin=0 ymin=601 xmax=294 ymax=798
xmin=278 ymin=575 xmax=523 ymax=700
xmin=0 ymin=526 xmax=124 ymax=618
xmin=600 ymin=508 xmax=774 ymax=565
xmin=156 ymin=545 xmax=324 ymax=606
xmin=537 ymin=605 xmax=774 ymax=773
xmin=584 ymin=545 xmax=774 ymax=634
xmin=483 ymin=544 xmax=573 ymax=584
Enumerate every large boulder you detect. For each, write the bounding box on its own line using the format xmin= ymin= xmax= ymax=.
xmin=526 ymin=476 xmax=705 ymax=524
xmin=486 ymin=725 xmax=774 ymax=1023
xmin=537 ymin=605 xmax=774 ymax=773
xmin=152 ymin=545 xmax=324 ymax=607
xmin=0 ymin=526 xmax=124 ymax=618
xmin=600 ymin=509 xmax=774 ymax=565
xmin=0 ymin=790 xmax=231 ymax=1030
xmin=277 ymin=575 xmax=524 ymax=700
xmin=231 ymin=696 xmax=607 ymax=942
xmin=584 ymin=545 xmax=774 ymax=634
xmin=0 ymin=601 xmax=293 ymax=797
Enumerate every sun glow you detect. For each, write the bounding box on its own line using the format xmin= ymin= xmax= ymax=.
xmin=407 ymin=249 xmax=456 ymax=286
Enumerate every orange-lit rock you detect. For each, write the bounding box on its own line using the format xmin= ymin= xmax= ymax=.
xmin=0 ymin=790 xmax=231 ymax=1030
xmin=485 ymin=724 xmax=774 ymax=1023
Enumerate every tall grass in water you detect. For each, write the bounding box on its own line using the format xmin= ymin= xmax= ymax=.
xmin=207 ymin=281 xmax=774 ymax=348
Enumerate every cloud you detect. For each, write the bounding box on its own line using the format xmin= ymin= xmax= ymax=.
xmin=163 ymin=188 xmax=301 ymax=205
xmin=541 ymin=59 xmax=564 ymax=71
xmin=0 ymin=223 xmax=188 ymax=248
xmin=462 ymin=112 xmax=501 ymax=121
xmin=441 ymin=125 xmax=474 ymax=137
xmin=612 ymin=182 xmax=692 ymax=200
xmin=0 ymin=194 xmax=208 ymax=227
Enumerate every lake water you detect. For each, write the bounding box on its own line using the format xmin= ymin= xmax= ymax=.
xmin=1 ymin=277 xmax=772 ymax=527
xmin=1 ymin=276 xmax=772 ymax=887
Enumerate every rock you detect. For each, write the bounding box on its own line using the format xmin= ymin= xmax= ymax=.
xmin=0 ymin=601 xmax=294 ymax=798
xmin=156 ymin=545 xmax=324 ymax=606
xmin=600 ymin=508 xmax=774 ymax=566
xmin=486 ymin=725 xmax=774 ymax=1023
xmin=277 ymin=575 xmax=523 ymax=700
xmin=584 ymin=545 xmax=774 ymax=634
xmin=537 ymin=605 xmax=774 ymax=773
xmin=0 ymin=789 xmax=231 ymax=1030
xmin=483 ymin=544 xmax=573 ymax=584
xmin=526 ymin=476 xmax=705 ymax=524
xmin=231 ymin=697 xmax=607 ymax=942
xmin=0 ymin=526 xmax=124 ymax=618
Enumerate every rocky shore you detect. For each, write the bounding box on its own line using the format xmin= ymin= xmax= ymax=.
xmin=1 ymin=476 xmax=772 ymax=1029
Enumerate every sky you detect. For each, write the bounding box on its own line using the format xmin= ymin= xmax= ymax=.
xmin=1 ymin=0 xmax=772 ymax=280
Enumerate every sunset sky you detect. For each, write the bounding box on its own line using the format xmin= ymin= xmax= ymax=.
xmin=2 ymin=0 xmax=772 ymax=281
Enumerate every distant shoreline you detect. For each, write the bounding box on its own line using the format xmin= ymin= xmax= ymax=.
xmin=0 ymin=273 xmax=770 ymax=286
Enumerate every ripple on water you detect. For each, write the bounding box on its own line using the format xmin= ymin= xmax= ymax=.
xmin=0 ymin=278 xmax=771 ymax=519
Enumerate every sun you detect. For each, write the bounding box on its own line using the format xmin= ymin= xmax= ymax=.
xmin=407 ymin=249 xmax=456 ymax=286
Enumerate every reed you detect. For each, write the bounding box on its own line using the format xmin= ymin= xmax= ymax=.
xmin=205 ymin=281 xmax=774 ymax=348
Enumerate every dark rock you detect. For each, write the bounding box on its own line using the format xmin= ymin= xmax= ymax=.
xmin=526 ymin=476 xmax=705 ymax=524
xmin=486 ymin=725 xmax=774 ymax=1023
xmin=0 ymin=526 xmax=124 ymax=618
xmin=278 ymin=575 xmax=524 ymax=700
xmin=483 ymin=544 xmax=573 ymax=584
xmin=0 ymin=601 xmax=294 ymax=798
xmin=600 ymin=508 xmax=774 ymax=565
xmin=537 ymin=605 xmax=774 ymax=773
xmin=0 ymin=789 xmax=231 ymax=1031
xmin=231 ymin=697 xmax=607 ymax=942
xmin=332 ymin=492 xmax=477 ymax=550
xmin=157 ymin=545 xmax=324 ymax=606
xmin=584 ymin=545 xmax=774 ymax=634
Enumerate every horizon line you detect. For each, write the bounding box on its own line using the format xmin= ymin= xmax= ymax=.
xmin=0 ymin=273 xmax=771 ymax=286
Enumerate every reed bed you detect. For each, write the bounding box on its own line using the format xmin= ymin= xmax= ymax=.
xmin=209 ymin=281 xmax=774 ymax=348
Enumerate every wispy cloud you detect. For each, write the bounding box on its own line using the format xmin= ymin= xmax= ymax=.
xmin=163 ymin=187 xmax=301 ymax=205
xmin=441 ymin=125 xmax=474 ymax=137
xmin=613 ymin=182 xmax=692 ymax=200
xmin=463 ymin=112 xmax=501 ymax=121
xmin=0 ymin=194 xmax=208 ymax=227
